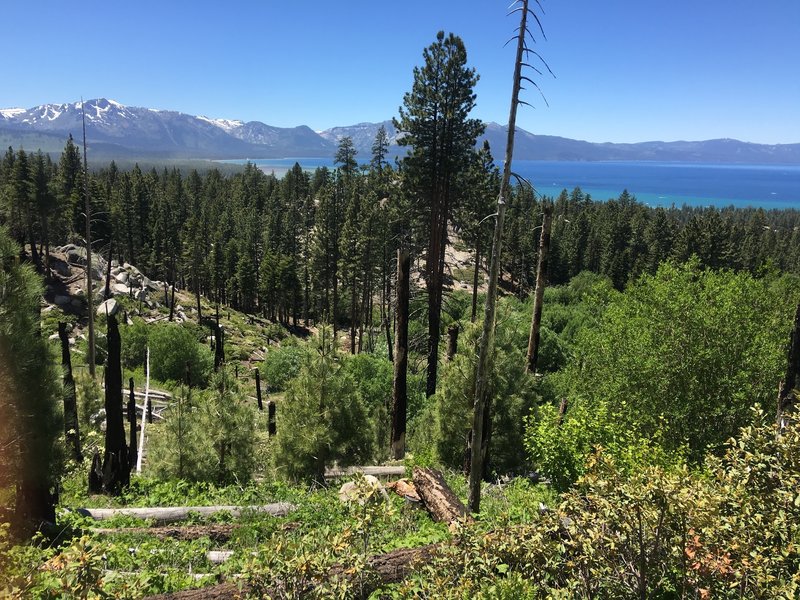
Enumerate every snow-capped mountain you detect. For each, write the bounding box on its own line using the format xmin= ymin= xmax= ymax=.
xmin=0 ymin=98 xmax=335 ymax=159
xmin=1 ymin=98 xmax=798 ymax=164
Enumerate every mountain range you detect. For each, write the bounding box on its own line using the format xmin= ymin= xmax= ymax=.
xmin=2 ymin=98 xmax=799 ymax=165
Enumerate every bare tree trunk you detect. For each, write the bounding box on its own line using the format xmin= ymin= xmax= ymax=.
xmin=59 ymin=322 xmax=82 ymax=463
xmin=169 ymin=282 xmax=176 ymax=322
xmin=104 ymin=242 xmax=113 ymax=300
xmin=254 ymin=368 xmax=263 ymax=411
xmin=525 ymin=201 xmax=553 ymax=374
xmin=391 ymin=249 xmax=411 ymax=459
xmin=128 ymin=378 xmax=137 ymax=471
xmin=446 ymin=324 xmax=459 ymax=360
xmin=82 ymin=100 xmax=96 ymax=377
xmin=469 ymin=0 xmax=538 ymax=514
xmin=350 ymin=272 xmax=357 ymax=354
xmin=471 ymin=238 xmax=481 ymax=322
xmin=102 ymin=314 xmax=129 ymax=494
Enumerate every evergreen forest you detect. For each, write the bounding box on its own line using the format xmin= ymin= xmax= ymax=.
xmin=2 ymin=4 xmax=800 ymax=598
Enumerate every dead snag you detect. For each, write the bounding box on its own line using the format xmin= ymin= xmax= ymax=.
xmin=59 ymin=322 xmax=82 ymax=462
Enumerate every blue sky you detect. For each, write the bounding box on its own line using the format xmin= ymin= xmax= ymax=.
xmin=2 ymin=0 xmax=798 ymax=144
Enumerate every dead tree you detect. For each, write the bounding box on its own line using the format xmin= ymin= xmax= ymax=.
xmin=128 ymin=378 xmax=137 ymax=472
xmin=446 ymin=324 xmax=459 ymax=360
xmin=391 ymin=248 xmax=411 ymax=459
xmin=81 ymin=99 xmax=96 ymax=376
xmin=469 ymin=0 xmax=551 ymax=514
xmin=525 ymin=201 xmax=553 ymax=374
xmin=267 ymin=401 xmax=276 ymax=437
xmin=102 ymin=314 xmax=129 ymax=494
xmin=59 ymin=322 xmax=82 ymax=462
xmin=778 ymin=303 xmax=800 ymax=428
xmin=254 ymin=368 xmax=264 ymax=410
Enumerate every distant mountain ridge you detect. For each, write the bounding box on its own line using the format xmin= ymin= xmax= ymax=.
xmin=2 ymin=98 xmax=799 ymax=164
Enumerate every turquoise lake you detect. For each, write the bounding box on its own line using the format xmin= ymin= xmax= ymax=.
xmin=217 ymin=158 xmax=800 ymax=210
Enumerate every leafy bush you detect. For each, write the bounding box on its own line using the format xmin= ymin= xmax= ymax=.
xmin=258 ymin=341 xmax=310 ymax=392
xmin=396 ymin=414 xmax=800 ymax=599
xmin=527 ymin=260 xmax=798 ymax=487
xmin=121 ymin=318 xmax=149 ymax=369
xmin=121 ymin=321 xmax=213 ymax=386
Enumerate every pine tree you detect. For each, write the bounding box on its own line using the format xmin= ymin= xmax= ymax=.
xmin=394 ymin=31 xmax=485 ymax=397
xmin=0 ymin=227 xmax=62 ymax=525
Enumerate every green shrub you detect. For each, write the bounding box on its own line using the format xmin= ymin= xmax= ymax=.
xmin=141 ymin=323 xmax=213 ymax=386
xmin=527 ymin=260 xmax=799 ymax=488
xmin=259 ymin=341 xmax=310 ymax=392
xmin=121 ymin=318 xmax=149 ymax=369
xmin=433 ymin=301 xmax=538 ymax=475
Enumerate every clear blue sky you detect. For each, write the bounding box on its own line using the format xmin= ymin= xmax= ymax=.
xmin=2 ymin=0 xmax=798 ymax=144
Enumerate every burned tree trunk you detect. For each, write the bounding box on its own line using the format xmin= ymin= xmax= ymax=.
xmin=59 ymin=322 xmax=82 ymax=463
xmin=471 ymin=238 xmax=481 ymax=322
xmin=254 ymin=368 xmax=263 ymax=411
xmin=213 ymin=323 xmax=224 ymax=371
xmin=102 ymin=314 xmax=129 ymax=494
xmin=267 ymin=401 xmax=276 ymax=437
xmin=525 ymin=201 xmax=552 ymax=374
xmin=446 ymin=324 xmax=459 ymax=361
xmin=391 ymin=249 xmax=411 ymax=460
xmin=778 ymin=303 xmax=800 ymax=428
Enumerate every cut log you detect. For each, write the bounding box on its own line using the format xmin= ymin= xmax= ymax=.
xmin=412 ymin=467 xmax=473 ymax=524
xmin=75 ymin=503 xmax=295 ymax=523
xmin=90 ymin=524 xmax=237 ymax=542
xmin=385 ymin=478 xmax=421 ymax=503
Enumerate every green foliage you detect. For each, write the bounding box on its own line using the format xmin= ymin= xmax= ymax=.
xmin=0 ymin=227 xmax=62 ymax=521
xmin=120 ymin=321 xmax=212 ymax=386
xmin=258 ymin=340 xmax=310 ymax=393
xmin=429 ymin=300 xmax=538 ymax=475
xmin=527 ymin=260 xmax=798 ymax=487
xmin=274 ymin=328 xmax=374 ymax=482
xmin=341 ymin=352 xmax=393 ymax=460
xmin=149 ymin=369 xmax=257 ymax=484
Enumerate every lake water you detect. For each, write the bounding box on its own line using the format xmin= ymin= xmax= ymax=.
xmin=218 ymin=158 xmax=800 ymax=210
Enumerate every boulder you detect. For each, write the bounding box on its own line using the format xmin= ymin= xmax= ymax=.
xmin=65 ymin=247 xmax=86 ymax=265
xmin=50 ymin=258 xmax=71 ymax=277
xmin=338 ymin=475 xmax=388 ymax=504
xmin=112 ymin=283 xmax=131 ymax=295
xmin=54 ymin=295 xmax=72 ymax=306
xmin=96 ymin=298 xmax=119 ymax=317
xmin=114 ymin=271 xmax=129 ymax=284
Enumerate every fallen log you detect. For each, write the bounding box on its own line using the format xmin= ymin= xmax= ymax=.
xmin=90 ymin=524 xmax=238 ymax=542
xmin=412 ymin=467 xmax=473 ymax=524
xmin=75 ymin=503 xmax=295 ymax=523
xmin=143 ymin=543 xmax=437 ymax=600
xmin=324 ymin=465 xmax=406 ymax=479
